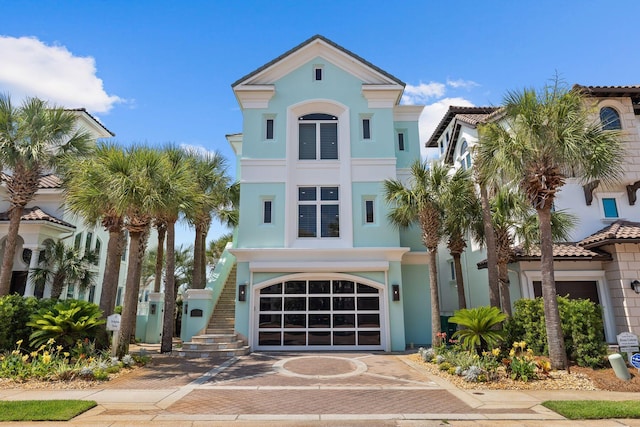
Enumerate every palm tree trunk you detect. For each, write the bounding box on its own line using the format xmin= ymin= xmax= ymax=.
xmin=479 ymin=183 xmax=500 ymax=308
xmin=497 ymin=262 xmax=512 ymax=316
xmin=452 ymin=253 xmax=467 ymax=310
xmin=154 ymin=223 xmax=166 ymax=293
xmin=161 ymin=220 xmax=177 ymax=353
xmin=117 ymin=230 xmax=143 ymax=358
xmin=99 ymin=228 xmax=125 ymax=317
xmin=50 ymin=273 xmax=66 ymax=299
xmin=537 ymin=207 xmax=567 ymax=370
xmin=192 ymin=222 xmax=206 ymax=289
xmin=200 ymin=222 xmax=208 ymax=286
xmin=427 ymin=249 xmax=442 ymax=346
xmin=0 ymin=207 xmax=24 ymax=296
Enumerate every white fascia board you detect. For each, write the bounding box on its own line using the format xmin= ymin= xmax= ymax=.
xmin=362 ymin=85 xmax=404 ymax=108
xmin=226 ymin=134 xmax=243 ymax=155
xmin=240 ymin=159 xmax=287 ymax=183
xmin=230 ymin=247 xmax=410 ymax=264
xmin=394 ymin=105 xmax=425 ymax=122
xmin=73 ymin=111 xmax=113 ymax=139
xmin=233 ymin=85 xmax=275 ymax=109
xmin=402 ymin=251 xmax=428 ymax=265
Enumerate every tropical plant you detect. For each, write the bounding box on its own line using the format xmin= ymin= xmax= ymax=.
xmin=449 ymin=306 xmax=506 ymax=355
xmin=0 ymin=95 xmax=93 ymax=295
xmin=110 ymin=145 xmax=166 ymax=357
xmin=475 ymin=79 xmax=623 ymax=369
xmin=206 ymin=232 xmax=233 ymax=269
xmin=155 ymin=145 xmax=198 ymax=353
xmin=29 ymin=240 xmax=98 ymax=300
xmin=440 ymin=167 xmax=480 ymax=310
xmin=384 ymin=161 xmax=453 ymax=345
xmin=63 ymin=142 xmax=127 ymax=316
xmin=0 ymin=295 xmax=56 ymax=351
xmin=184 ymin=149 xmax=234 ymax=289
xmin=27 ymin=300 xmax=105 ymax=350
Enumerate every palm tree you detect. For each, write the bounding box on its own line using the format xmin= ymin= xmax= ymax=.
xmin=184 ymin=150 xmax=233 ymax=289
xmin=112 ymin=145 xmax=166 ymax=357
xmin=156 ymin=145 xmax=198 ymax=353
xmin=441 ymin=167 xmax=480 ymax=310
xmin=475 ymin=80 xmax=623 ymax=369
xmin=63 ymin=143 xmax=127 ymax=316
xmin=475 ymin=174 xmax=501 ymax=308
xmin=384 ymin=161 xmax=452 ymax=346
xmin=29 ymin=239 xmax=98 ymax=299
xmin=0 ymin=95 xmax=93 ymax=295
xmin=206 ymin=232 xmax=233 ymax=269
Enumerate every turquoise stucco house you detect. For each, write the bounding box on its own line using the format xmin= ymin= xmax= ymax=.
xmin=227 ymin=35 xmax=428 ymax=351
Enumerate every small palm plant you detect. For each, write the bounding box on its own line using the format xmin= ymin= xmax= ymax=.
xmin=27 ymin=300 xmax=105 ymax=350
xmin=449 ymin=306 xmax=506 ymax=355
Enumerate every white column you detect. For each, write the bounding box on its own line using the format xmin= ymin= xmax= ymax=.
xmin=22 ymin=247 xmax=41 ymax=297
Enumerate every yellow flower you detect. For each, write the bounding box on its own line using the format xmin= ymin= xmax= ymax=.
xmin=30 ymin=351 xmax=37 ymax=357
xmin=22 ymin=354 xmax=29 ymax=362
xmin=509 ymin=349 xmax=515 ymax=358
xmin=63 ymin=352 xmax=70 ymax=358
xmin=57 ymin=345 xmax=63 ymax=352
xmin=88 ymin=357 xmax=95 ymax=363
xmin=519 ymin=341 xmax=527 ymax=350
xmin=39 ymin=345 xmax=46 ymax=351
xmin=16 ymin=339 xmax=23 ymax=346
xmin=11 ymin=350 xmax=20 ymax=356
xmin=47 ymin=338 xmax=55 ymax=345
xmin=42 ymin=354 xmax=51 ymax=364
xmin=492 ymin=348 xmax=500 ymax=356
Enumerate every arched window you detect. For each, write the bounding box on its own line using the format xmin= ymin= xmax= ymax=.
xmin=600 ymin=107 xmax=621 ymax=130
xmin=459 ymin=139 xmax=472 ymax=170
xmin=298 ymin=113 xmax=338 ymax=160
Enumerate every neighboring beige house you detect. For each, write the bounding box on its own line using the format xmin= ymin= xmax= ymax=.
xmin=427 ymin=86 xmax=640 ymax=342
xmin=0 ymin=109 xmax=129 ymax=305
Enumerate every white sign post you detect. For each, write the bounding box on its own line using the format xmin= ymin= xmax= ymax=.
xmin=617 ymin=332 xmax=639 ymax=364
xmin=106 ymin=314 xmax=122 ymax=357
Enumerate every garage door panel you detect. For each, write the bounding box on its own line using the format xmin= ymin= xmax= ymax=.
xmin=255 ymin=278 xmax=383 ymax=350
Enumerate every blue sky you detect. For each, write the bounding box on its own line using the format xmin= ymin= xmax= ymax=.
xmin=1 ymin=0 xmax=638 ymax=247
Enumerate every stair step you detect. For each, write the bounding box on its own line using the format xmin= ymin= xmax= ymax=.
xmin=174 ymin=346 xmax=250 ymax=359
xmin=182 ymin=340 xmax=245 ymax=351
xmin=191 ymin=334 xmax=238 ymax=343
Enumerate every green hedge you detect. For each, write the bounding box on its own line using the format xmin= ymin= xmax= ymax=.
xmin=0 ymin=295 xmax=57 ymax=352
xmin=506 ymin=296 xmax=607 ymax=368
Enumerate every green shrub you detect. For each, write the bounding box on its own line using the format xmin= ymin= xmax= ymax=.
xmin=27 ymin=300 xmax=105 ymax=350
xmin=506 ymin=296 xmax=607 ymax=368
xmin=0 ymin=295 xmax=57 ymax=352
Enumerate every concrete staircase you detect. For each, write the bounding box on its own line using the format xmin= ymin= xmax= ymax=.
xmin=177 ymin=265 xmax=250 ymax=358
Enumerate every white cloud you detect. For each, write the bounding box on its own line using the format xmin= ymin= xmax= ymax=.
xmin=446 ymin=78 xmax=479 ymax=90
xmin=0 ymin=36 xmax=121 ymax=113
xmin=418 ymin=97 xmax=475 ymax=160
xmin=401 ymin=82 xmax=446 ymax=105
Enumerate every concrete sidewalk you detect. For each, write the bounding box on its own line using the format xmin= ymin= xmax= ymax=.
xmin=1 ymin=347 xmax=639 ymax=426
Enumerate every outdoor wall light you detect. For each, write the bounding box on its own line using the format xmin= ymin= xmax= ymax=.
xmin=392 ymin=284 xmax=400 ymax=301
xmin=238 ymin=283 xmax=247 ymax=301
xmin=631 ymin=280 xmax=640 ymax=294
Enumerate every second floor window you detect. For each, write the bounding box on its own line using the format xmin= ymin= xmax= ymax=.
xmin=298 ymin=186 xmax=339 ymax=238
xmin=459 ymin=139 xmax=472 ymax=170
xmin=600 ymin=107 xmax=621 ymax=130
xmin=298 ymin=113 xmax=338 ymax=160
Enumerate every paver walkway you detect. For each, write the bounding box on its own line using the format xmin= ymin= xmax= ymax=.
xmin=2 ymin=349 xmax=640 ymax=426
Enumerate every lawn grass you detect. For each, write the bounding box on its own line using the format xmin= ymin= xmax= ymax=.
xmin=0 ymin=400 xmax=97 ymax=421
xmin=542 ymin=400 xmax=640 ymax=419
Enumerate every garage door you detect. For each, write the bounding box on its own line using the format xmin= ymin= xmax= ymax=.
xmin=256 ymin=279 xmax=384 ymax=350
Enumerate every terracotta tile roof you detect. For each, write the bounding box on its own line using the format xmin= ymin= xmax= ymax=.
xmin=425 ymin=106 xmax=499 ymax=147
xmin=1 ymin=173 xmax=63 ymax=189
xmin=232 ymin=34 xmax=405 ymax=88
xmin=477 ymin=242 xmax=611 ymax=269
xmin=0 ymin=206 xmax=75 ymax=229
xmin=579 ymin=220 xmax=640 ymax=248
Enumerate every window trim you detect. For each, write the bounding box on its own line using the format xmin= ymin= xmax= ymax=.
xmin=313 ymin=65 xmax=323 ymax=81
xmin=265 ymin=117 xmax=275 ymax=140
xmin=262 ymin=198 xmax=274 ymax=225
xmin=459 ymin=139 xmax=472 ymax=170
xmin=297 ymin=186 xmax=340 ymax=238
xmin=361 ymin=115 xmax=372 ymax=141
xmin=298 ymin=114 xmax=338 ymax=160
xmin=364 ymin=198 xmax=375 ymax=224
xmin=595 ymin=192 xmax=625 ymax=222
xmin=396 ymin=130 xmax=406 ymax=151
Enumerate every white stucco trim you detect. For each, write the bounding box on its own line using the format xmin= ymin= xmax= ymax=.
xmin=361 ymin=85 xmax=403 ymax=108
xmin=393 ymin=105 xmax=425 ymax=122
xmin=285 ymin=99 xmax=353 ymax=248
xmin=351 ymin=158 xmax=397 ymax=182
xmin=240 ymin=159 xmax=287 ymax=183
xmin=231 ymin=247 xmax=409 ymax=264
xmin=226 ymin=134 xmax=243 ymax=155
xmin=521 ymin=269 xmax=615 ymax=342
xmin=233 ymin=85 xmax=276 ymax=109
xmin=401 ymin=251 xmax=428 ymax=265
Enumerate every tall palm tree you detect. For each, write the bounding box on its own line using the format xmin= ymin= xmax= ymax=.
xmin=440 ymin=167 xmax=479 ymax=310
xmin=384 ymin=161 xmax=452 ymax=346
xmin=63 ymin=143 xmax=127 ymax=316
xmin=184 ymin=150 xmax=233 ymax=289
xmin=475 ymin=80 xmax=623 ymax=369
xmin=112 ymin=145 xmax=166 ymax=357
xmin=475 ymin=174 xmax=501 ymax=308
xmin=0 ymin=95 xmax=93 ymax=295
xmin=29 ymin=239 xmax=98 ymax=299
xmin=156 ymin=145 xmax=198 ymax=353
